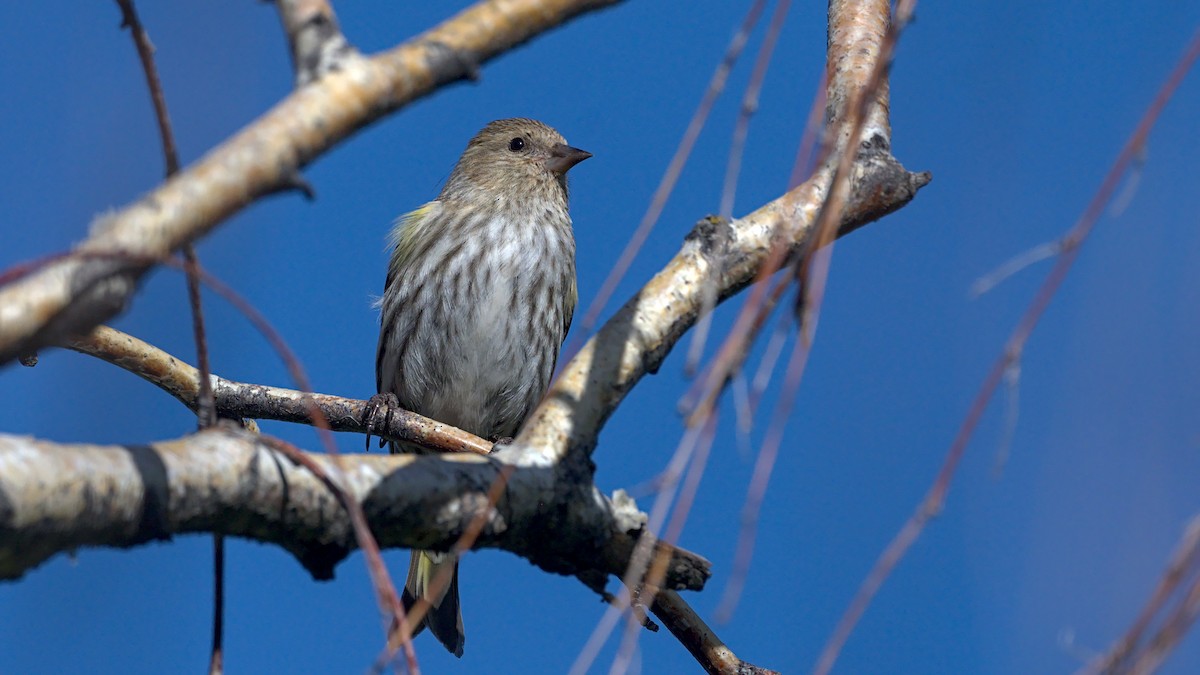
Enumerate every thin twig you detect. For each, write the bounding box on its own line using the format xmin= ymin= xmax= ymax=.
xmin=571 ymin=418 xmax=714 ymax=675
xmin=567 ymin=0 xmax=768 ymax=358
xmin=112 ymin=2 xmax=222 ymax=669
xmin=969 ymin=240 xmax=1062 ymax=298
xmin=1080 ymin=516 xmax=1200 ymax=674
xmin=817 ymin=24 xmax=1200 ymax=675
xmin=115 ymin=0 xmax=180 ymax=177
xmin=45 ymin=245 xmax=421 ymax=669
xmin=691 ymin=0 xmax=913 ymax=620
xmin=169 ymin=258 xmax=420 ymax=670
xmin=65 ymin=324 xmax=493 ymax=456
xmin=611 ymin=414 xmax=720 ymax=674
xmin=209 ymin=532 xmax=225 ymax=675
xmin=383 ymin=464 xmax=518 ymax=668
xmin=257 ymin=435 xmax=417 ymax=672
xmin=677 ymin=69 xmax=828 ymax=426
xmin=651 ymin=591 xmax=780 ymax=675
xmin=713 ymin=303 xmax=810 ymax=621
xmin=686 ymin=0 xmax=793 ymax=374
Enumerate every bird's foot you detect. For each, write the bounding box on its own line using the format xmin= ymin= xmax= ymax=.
xmin=489 ymin=436 xmax=515 ymax=454
xmin=364 ymin=392 xmax=400 ymax=452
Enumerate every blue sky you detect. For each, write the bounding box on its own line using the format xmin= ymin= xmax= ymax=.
xmin=3 ymin=1 xmax=1200 ymax=673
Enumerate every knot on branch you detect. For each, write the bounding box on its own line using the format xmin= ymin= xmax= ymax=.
xmin=419 ymin=39 xmax=482 ymax=83
xmin=839 ymin=153 xmax=932 ymax=238
xmin=685 ymin=214 xmax=734 ymax=258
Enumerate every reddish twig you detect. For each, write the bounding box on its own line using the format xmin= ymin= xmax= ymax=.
xmin=11 ymin=245 xmax=421 ymax=670
xmin=610 ymin=413 xmax=720 ymax=674
xmin=712 ymin=299 xmax=809 ymax=621
xmin=115 ymin=0 xmax=180 ymax=177
xmin=566 ymin=0 xmax=768 ymax=359
xmin=111 ymin=1 xmax=222 ymax=669
xmin=375 ymin=463 xmax=517 ymax=671
xmin=816 ymin=24 xmax=1200 ymax=675
xmin=686 ymin=0 xmax=793 ymax=374
xmin=677 ymin=68 xmax=827 ymax=426
xmin=259 ymin=435 xmax=417 ymax=672
xmin=168 ymin=257 xmax=419 ymax=671
xmin=702 ymin=0 xmax=916 ymax=627
xmin=1079 ymin=516 xmax=1200 ymax=674
xmin=571 ymin=417 xmax=715 ymax=675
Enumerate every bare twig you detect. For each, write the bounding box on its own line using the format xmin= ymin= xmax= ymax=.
xmin=114 ymin=0 xmax=180 ymax=177
xmin=65 ymin=325 xmax=492 ymax=455
xmin=519 ymin=136 xmax=926 ymax=467
xmin=111 ymin=1 xmax=222 ymax=668
xmin=570 ymin=414 xmax=717 ymax=675
xmin=607 ymin=414 xmax=720 ymax=674
xmin=713 ymin=269 xmax=819 ymax=618
xmin=686 ymin=0 xmax=792 ymax=374
xmin=569 ymin=0 xmax=768 ymax=352
xmin=1080 ymin=516 xmax=1200 ymax=674
xmin=817 ymin=24 xmax=1200 ymax=675
xmin=651 ymin=591 xmax=780 ymax=675
xmin=258 ymin=435 xmax=417 ymax=671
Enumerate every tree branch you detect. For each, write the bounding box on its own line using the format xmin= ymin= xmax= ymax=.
xmin=1 ymin=2 xmax=931 ymax=672
xmin=64 ymin=325 xmax=493 ymax=455
xmin=61 ymin=324 xmax=751 ymax=671
xmin=0 ymin=0 xmax=623 ymax=367
xmin=0 ymin=430 xmax=709 ymax=591
xmin=273 ymin=0 xmax=356 ymax=87
xmin=651 ymin=590 xmax=780 ymax=675
xmin=517 ymin=144 xmax=929 ymax=465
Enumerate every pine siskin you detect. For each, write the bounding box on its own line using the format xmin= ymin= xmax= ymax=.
xmin=375 ymin=118 xmax=590 ymax=657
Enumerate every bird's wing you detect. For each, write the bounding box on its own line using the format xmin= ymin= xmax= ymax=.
xmin=382 ymin=201 xmax=442 ymax=295
xmin=377 ymin=201 xmax=444 ymax=395
xmin=562 ymin=275 xmax=577 ymax=339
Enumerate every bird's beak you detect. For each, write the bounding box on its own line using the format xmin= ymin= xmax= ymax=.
xmin=545 ymin=144 xmax=592 ymax=175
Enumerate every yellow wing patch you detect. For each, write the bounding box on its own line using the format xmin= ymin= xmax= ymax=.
xmin=387 ymin=201 xmax=442 ymax=260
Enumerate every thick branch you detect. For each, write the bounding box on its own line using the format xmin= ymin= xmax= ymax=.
xmin=0 ymin=430 xmax=709 ymax=590
xmin=826 ymin=0 xmax=892 ymax=145
xmin=0 ymin=0 xmax=622 ymax=367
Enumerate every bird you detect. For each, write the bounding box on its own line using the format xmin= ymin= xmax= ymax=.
xmin=374 ymin=118 xmax=590 ymax=657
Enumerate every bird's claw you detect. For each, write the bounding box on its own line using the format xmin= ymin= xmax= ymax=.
xmin=364 ymin=392 xmax=400 ymax=452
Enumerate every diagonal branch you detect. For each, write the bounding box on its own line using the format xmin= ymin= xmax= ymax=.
xmin=517 ymin=143 xmax=928 ymax=465
xmin=651 ymin=591 xmax=780 ymax=675
xmin=0 ymin=0 xmax=623 ymax=367
xmin=64 ymin=325 xmax=493 ymax=455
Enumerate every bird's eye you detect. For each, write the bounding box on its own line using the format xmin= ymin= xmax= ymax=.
xmin=508 ymin=137 xmax=525 ymax=152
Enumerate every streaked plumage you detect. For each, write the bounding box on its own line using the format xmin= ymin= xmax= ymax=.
xmin=375 ymin=118 xmax=589 ymax=657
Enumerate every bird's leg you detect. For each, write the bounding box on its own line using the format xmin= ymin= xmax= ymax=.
xmin=363 ymin=392 xmax=401 ymax=452
xmin=489 ymin=436 xmax=515 ymax=454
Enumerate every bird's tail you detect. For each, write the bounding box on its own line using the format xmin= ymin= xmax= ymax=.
xmin=402 ymin=550 xmax=465 ymax=658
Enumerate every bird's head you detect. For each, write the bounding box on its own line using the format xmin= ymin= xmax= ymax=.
xmin=442 ymin=118 xmax=591 ymax=204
